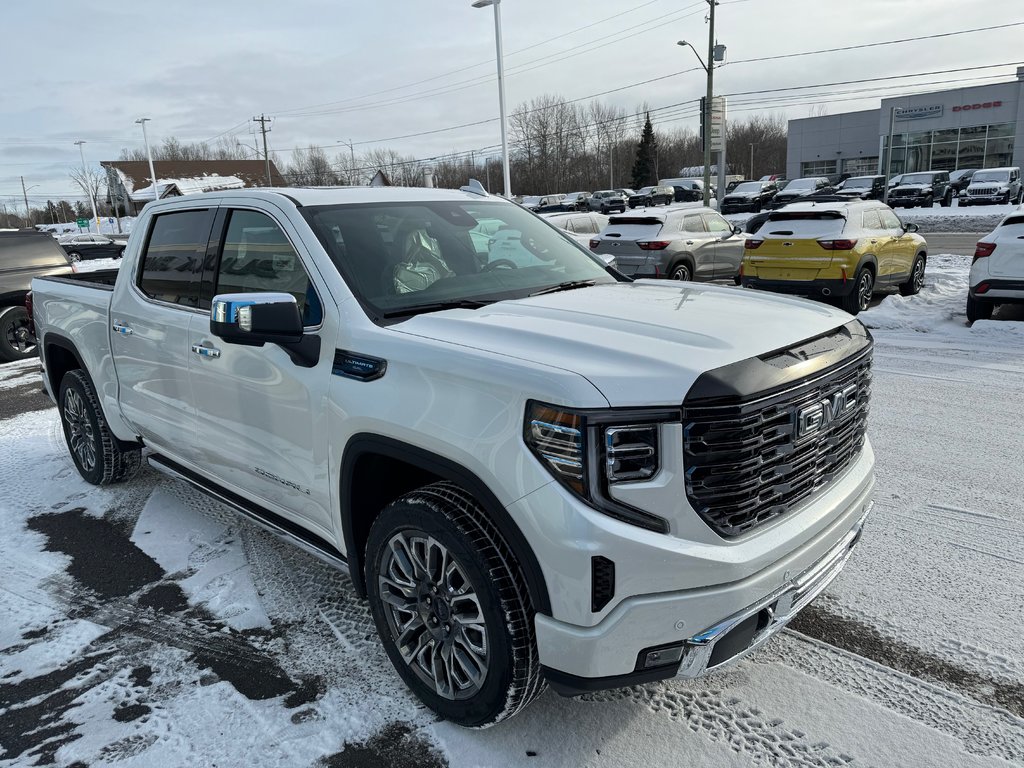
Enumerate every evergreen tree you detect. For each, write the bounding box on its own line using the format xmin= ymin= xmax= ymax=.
xmin=630 ymin=113 xmax=658 ymax=189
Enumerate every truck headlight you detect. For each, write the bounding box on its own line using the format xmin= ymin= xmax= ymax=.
xmin=525 ymin=401 xmax=676 ymax=532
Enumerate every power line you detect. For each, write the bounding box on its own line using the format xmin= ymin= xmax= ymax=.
xmin=728 ymin=21 xmax=1024 ymax=65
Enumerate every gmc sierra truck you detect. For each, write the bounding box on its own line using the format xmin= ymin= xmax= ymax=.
xmin=32 ymin=186 xmax=875 ymax=727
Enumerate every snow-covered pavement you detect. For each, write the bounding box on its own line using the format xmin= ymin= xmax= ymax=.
xmin=2 ymin=256 xmax=1023 ymax=767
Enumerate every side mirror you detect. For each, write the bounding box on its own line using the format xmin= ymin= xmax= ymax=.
xmin=211 ymin=292 xmax=303 ymax=345
xmin=730 ymin=224 xmax=743 ymax=237
xmin=903 ymin=222 xmax=919 ymax=233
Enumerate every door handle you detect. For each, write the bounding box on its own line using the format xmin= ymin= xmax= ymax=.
xmin=191 ymin=344 xmax=221 ymax=359
xmin=685 ymin=240 xmax=695 ymax=245
xmin=112 ymin=323 xmax=133 ymax=335
xmin=870 ymin=239 xmax=878 ymax=244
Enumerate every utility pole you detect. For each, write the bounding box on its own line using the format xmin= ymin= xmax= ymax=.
xmin=749 ymin=143 xmax=754 ymax=179
xmin=883 ymin=106 xmax=897 ymax=205
xmin=253 ymin=114 xmax=273 ymax=185
xmin=21 ymin=177 xmax=31 ymax=227
xmin=703 ymin=0 xmax=716 ymax=208
xmin=609 ymin=144 xmax=614 ymax=189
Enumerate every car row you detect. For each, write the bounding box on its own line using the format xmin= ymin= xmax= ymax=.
xmin=720 ymin=180 xmax=781 ymax=214
xmin=959 ymin=167 xmax=1023 ymax=206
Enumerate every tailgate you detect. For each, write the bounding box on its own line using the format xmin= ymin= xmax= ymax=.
xmin=747 ymin=213 xmax=846 ymax=273
xmin=593 ymin=217 xmax=665 ymax=273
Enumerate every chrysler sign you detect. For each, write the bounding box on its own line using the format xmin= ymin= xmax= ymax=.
xmin=895 ymin=105 xmax=943 ymax=120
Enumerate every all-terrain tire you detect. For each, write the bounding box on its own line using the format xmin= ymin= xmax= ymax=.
xmin=899 ymin=255 xmax=926 ymax=296
xmin=58 ymin=369 xmax=141 ymax=485
xmin=365 ymin=482 xmax=545 ymax=727
xmin=966 ymin=295 xmax=994 ymax=323
xmin=0 ymin=305 xmax=36 ymax=362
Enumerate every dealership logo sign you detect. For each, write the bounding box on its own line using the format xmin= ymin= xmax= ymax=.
xmin=895 ymin=105 xmax=943 ymax=120
xmin=952 ymin=100 xmax=1003 ymax=112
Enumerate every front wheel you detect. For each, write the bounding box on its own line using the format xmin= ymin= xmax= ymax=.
xmin=920 ymin=195 xmax=933 ymax=208
xmin=365 ymin=483 xmax=544 ymax=727
xmin=966 ymin=295 xmax=994 ymax=323
xmin=58 ymin=369 xmax=141 ymax=485
xmin=940 ymin=191 xmax=952 ymax=208
xmin=840 ymin=268 xmax=874 ymax=314
xmin=0 ymin=305 xmax=36 ymax=362
xmin=899 ymin=256 xmax=926 ymax=296
xmin=68 ymin=251 xmax=82 ymax=262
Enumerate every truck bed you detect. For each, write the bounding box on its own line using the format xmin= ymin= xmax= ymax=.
xmin=37 ymin=269 xmax=120 ymax=290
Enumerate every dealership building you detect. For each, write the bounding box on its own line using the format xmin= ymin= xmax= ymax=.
xmin=786 ymin=67 xmax=1024 ymax=179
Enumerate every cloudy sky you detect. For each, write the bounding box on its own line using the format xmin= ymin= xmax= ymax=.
xmin=1 ymin=0 xmax=1020 ymax=207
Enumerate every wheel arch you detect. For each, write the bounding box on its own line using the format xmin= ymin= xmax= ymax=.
xmin=339 ymin=434 xmax=552 ymax=616
xmin=855 ymin=254 xmax=878 ymax=276
xmin=41 ymin=332 xmax=89 ymax=397
xmin=666 ymin=252 xmax=696 ymax=278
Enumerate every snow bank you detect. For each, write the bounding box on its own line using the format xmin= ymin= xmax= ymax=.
xmin=862 ymin=253 xmax=1024 ymax=342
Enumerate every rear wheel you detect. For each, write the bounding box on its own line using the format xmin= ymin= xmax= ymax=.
xmin=0 ymin=305 xmax=36 ymax=362
xmin=840 ymin=267 xmax=874 ymax=314
xmin=899 ymin=256 xmax=926 ymax=296
xmin=919 ymin=195 xmax=933 ymax=208
xmin=669 ymin=262 xmax=692 ymax=281
xmin=365 ymin=483 xmax=544 ymax=727
xmin=966 ymin=295 xmax=994 ymax=323
xmin=58 ymin=369 xmax=141 ymax=485
xmin=68 ymin=251 xmax=82 ymax=262
xmin=940 ymin=190 xmax=952 ymax=208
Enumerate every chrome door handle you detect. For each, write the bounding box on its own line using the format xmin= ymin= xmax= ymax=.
xmin=191 ymin=344 xmax=221 ymax=359
xmin=112 ymin=323 xmax=133 ymax=335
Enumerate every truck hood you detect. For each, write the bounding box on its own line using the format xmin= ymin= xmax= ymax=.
xmin=394 ymin=281 xmax=852 ymax=406
xmin=894 ymin=184 xmax=930 ymax=194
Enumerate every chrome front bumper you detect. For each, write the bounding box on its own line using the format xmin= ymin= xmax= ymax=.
xmin=675 ymin=507 xmax=870 ymax=679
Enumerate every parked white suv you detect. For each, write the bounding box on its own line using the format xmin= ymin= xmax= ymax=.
xmin=967 ymin=208 xmax=1024 ymax=321
xmin=961 ymin=167 xmax=1023 ymax=206
xmin=31 ymin=185 xmax=874 ymax=726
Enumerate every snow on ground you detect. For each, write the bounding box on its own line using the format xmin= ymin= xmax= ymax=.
xmin=1 ymin=258 xmax=1023 ymax=766
xmin=70 ymin=258 xmax=122 ymax=273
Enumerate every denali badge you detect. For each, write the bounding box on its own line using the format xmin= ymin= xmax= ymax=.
xmin=796 ymin=384 xmax=858 ymax=438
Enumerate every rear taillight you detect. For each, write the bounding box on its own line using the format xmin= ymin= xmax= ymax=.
xmin=973 ymin=242 xmax=996 ymax=262
xmin=24 ymin=291 xmax=35 ymax=338
xmin=637 ymin=241 xmax=670 ymax=251
xmin=589 ymin=238 xmax=600 ymax=251
xmin=744 ymin=239 xmax=763 ymax=249
xmin=817 ymin=239 xmax=857 ymax=251
xmin=975 ymin=282 xmax=991 ymax=294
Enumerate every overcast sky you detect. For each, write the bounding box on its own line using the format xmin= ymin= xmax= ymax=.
xmin=1 ymin=0 xmax=1020 ymax=206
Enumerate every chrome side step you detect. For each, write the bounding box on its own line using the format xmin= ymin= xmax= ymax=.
xmin=147 ymin=453 xmax=350 ymax=574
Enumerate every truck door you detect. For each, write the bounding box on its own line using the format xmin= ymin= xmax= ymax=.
xmin=110 ymin=207 xmax=215 ymax=460
xmin=186 ymin=204 xmax=336 ymax=538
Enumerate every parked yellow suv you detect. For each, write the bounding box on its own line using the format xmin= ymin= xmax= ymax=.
xmin=740 ymin=200 xmax=927 ymax=314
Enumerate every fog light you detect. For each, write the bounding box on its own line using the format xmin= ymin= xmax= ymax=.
xmin=641 ymin=644 xmax=684 ymax=669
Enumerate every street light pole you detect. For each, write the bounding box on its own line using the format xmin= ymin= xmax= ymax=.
xmin=678 ymin=24 xmax=715 ymax=208
xmin=472 ymin=0 xmax=512 ymax=198
xmin=136 ymin=118 xmax=158 ymax=207
xmin=21 ymin=177 xmax=38 ymax=227
xmin=338 ymin=139 xmax=357 ymax=185
xmin=749 ymin=142 xmax=754 ymax=179
xmin=74 ymin=141 xmax=101 ymax=233
xmin=883 ymin=106 xmax=897 ymax=205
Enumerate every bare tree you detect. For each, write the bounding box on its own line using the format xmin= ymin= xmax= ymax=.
xmin=284 ymin=145 xmax=339 ymax=186
xmin=68 ymin=165 xmax=104 ymax=208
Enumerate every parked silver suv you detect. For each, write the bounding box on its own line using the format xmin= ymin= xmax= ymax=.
xmin=589 ymin=207 xmax=744 ymax=281
xmin=961 ymin=167 xmax=1023 ymax=206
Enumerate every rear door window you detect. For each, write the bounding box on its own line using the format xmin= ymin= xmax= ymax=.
xmin=861 ymin=210 xmax=883 ymax=230
xmin=703 ymin=214 xmax=731 ymax=233
xmin=215 ymin=209 xmax=323 ymax=326
xmin=138 ymin=209 xmax=215 ymax=307
xmin=570 ymin=216 xmax=598 ymax=235
xmin=681 ymin=215 xmax=704 ymax=233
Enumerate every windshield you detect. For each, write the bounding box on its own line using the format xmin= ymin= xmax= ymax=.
xmin=901 ymin=173 xmax=934 ymax=185
xmin=563 ymin=192 xmax=585 ymax=199
xmin=593 ymin=190 xmax=614 ymax=198
xmin=635 ymin=187 xmax=654 ymax=194
xmin=521 ymin=196 xmax=542 ymax=205
xmin=762 ymin=212 xmax=846 ymax=238
xmin=842 ymin=177 xmax=875 ymax=189
xmin=972 ymin=170 xmax=1010 ymax=183
xmin=731 ymin=182 xmax=763 ymax=194
xmin=302 ymin=200 xmax=616 ymax=319
xmin=786 ymin=179 xmax=817 ymax=190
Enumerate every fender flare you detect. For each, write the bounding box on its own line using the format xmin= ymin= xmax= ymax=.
xmin=339 ymin=434 xmax=552 ymax=616
xmin=40 ymin=331 xmax=92 ymax=395
xmin=854 ymin=253 xmax=878 ymax=276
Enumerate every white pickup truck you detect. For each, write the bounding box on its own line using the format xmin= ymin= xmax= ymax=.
xmin=32 ymin=186 xmax=875 ymax=727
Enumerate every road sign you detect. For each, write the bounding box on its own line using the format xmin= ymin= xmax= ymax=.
xmin=708 ymin=96 xmax=727 ymax=153
xmin=76 ymin=218 xmax=89 ymax=228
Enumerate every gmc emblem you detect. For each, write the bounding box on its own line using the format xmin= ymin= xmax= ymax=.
xmin=796 ymin=384 xmax=858 ymax=438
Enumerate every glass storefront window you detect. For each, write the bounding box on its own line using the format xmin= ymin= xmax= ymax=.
xmin=933 ymin=128 xmax=959 ymax=143
xmin=930 ymin=142 xmax=958 ymax=171
xmin=987 ymin=123 xmax=1015 ymax=138
xmin=842 ymin=157 xmax=879 ymax=175
xmin=958 ymin=141 xmax=985 ymax=169
xmin=984 ymin=137 xmax=1015 ymax=167
xmin=907 ymin=131 xmax=932 ymax=146
xmin=960 ymin=125 xmax=987 ymax=140
xmin=800 ymin=160 xmax=837 ymax=176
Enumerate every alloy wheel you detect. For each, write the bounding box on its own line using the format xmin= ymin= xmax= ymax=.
xmin=858 ymin=271 xmax=874 ymax=312
xmin=378 ymin=531 xmax=489 ymax=700
xmin=63 ymin=389 xmax=96 ymax=471
xmin=912 ymin=259 xmax=925 ymax=292
xmin=69 ymin=251 xmax=82 ymax=262
xmin=5 ymin=314 xmax=35 ymax=355
xmin=671 ymin=264 xmax=691 ymax=281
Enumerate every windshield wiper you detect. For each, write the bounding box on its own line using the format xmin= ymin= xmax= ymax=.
xmin=529 ymin=280 xmax=598 ymax=297
xmin=381 ymin=298 xmax=491 ymax=319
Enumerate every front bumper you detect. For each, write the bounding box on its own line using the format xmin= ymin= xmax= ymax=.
xmin=888 ymin=195 xmax=929 ymax=207
xmin=721 ymin=200 xmax=759 ymax=213
xmin=742 ymin=276 xmax=855 ymax=297
xmin=961 ymin=195 xmax=1006 ymax=205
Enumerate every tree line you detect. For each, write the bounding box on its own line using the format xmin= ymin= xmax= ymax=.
xmin=29 ymin=94 xmax=789 ymax=223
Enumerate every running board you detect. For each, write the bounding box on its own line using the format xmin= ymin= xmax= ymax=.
xmin=147 ymin=453 xmax=350 ymax=574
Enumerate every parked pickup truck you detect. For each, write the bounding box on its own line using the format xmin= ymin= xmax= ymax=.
xmin=32 ymin=186 xmax=875 ymax=727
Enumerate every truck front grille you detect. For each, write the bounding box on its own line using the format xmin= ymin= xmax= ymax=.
xmin=970 ymin=187 xmax=997 ymax=196
xmin=682 ymin=350 xmax=871 ymax=537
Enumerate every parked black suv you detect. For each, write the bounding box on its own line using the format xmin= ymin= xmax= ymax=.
xmin=767 ymin=177 xmax=833 ymax=208
xmin=720 ymin=180 xmax=778 ymax=213
xmin=834 ymin=175 xmax=886 ymax=200
xmin=949 ymin=168 xmax=977 ymax=197
xmin=887 ymin=171 xmax=952 ymax=208
xmin=628 ymin=185 xmax=674 ymax=208
xmin=0 ymin=231 xmax=72 ymax=361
